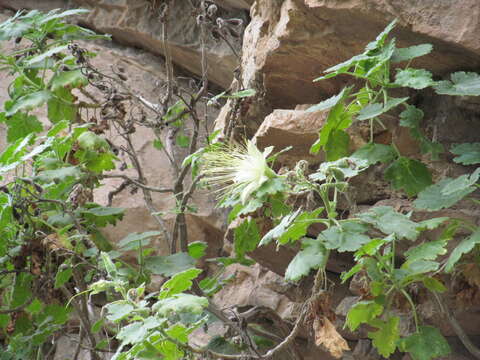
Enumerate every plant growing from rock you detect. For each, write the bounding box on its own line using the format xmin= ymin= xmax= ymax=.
xmin=200 ymin=19 xmax=480 ymax=360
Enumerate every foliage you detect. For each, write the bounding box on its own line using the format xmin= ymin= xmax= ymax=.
xmin=0 ymin=9 xmax=479 ymax=360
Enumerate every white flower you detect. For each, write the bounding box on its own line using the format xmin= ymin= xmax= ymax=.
xmin=201 ymin=140 xmax=276 ymax=204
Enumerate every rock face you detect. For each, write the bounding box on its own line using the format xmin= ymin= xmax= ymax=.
xmin=242 ymin=0 xmax=480 ymax=109
xmin=1 ymin=0 xmax=246 ymax=88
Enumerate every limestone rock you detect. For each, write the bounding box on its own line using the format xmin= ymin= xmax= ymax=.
xmin=240 ymin=0 xmax=480 ymax=109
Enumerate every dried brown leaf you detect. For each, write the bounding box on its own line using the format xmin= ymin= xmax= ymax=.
xmin=313 ymin=316 xmax=350 ymax=358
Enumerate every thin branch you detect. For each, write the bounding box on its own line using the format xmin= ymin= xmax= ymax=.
xmin=434 ymin=292 xmax=480 ymax=359
xmin=102 ymin=174 xmax=173 ymax=193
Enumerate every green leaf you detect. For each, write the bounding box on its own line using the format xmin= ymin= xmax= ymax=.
xmin=357 ymin=97 xmax=408 ymax=121
xmin=351 ymin=143 xmax=396 ymax=165
xmin=399 ymin=326 xmax=450 ymax=360
xmin=311 ymin=88 xmax=352 ymax=155
xmin=6 ymin=91 xmax=51 ymax=116
xmin=117 ymin=321 xmax=147 ymax=344
xmin=434 ymin=71 xmax=480 ymax=96
xmin=395 ymin=68 xmax=433 ymax=89
xmin=48 ymin=87 xmax=76 ymax=123
xmin=41 ymin=304 xmax=70 ymax=325
xmin=392 ymin=44 xmax=433 ymax=63
xmin=26 ymin=298 xmax=43 ymax=315
xmin=153 ymin=294 xmax=208 ymax=316
xmin=77 ymin=131 xmax=109 ymax=150
xmin=325 ymin=129 xmax=350 ymax=161
xmin=405 ymin=240 xmax=447 ymax=263
xmin=118 ymin=231 xmax=161 ymax=251
xmin=414 ymin=169 xmax=480 ymax=211
xmin=307 ymin=87 xmax=349 ymax=113
xmin=35 ymin=166 xmax=82 ymax=183
xmin=51 ymin=69 xmax=87 ymax=90
xmin=450 ymin=143 xmax=480 ymax=165
xmin=188 ymin=241 xmax=208 ymax=259
xmin=80 ymin=206 xmax=124 ymax=227
xmin=310 ymin=157 xmax=368 ymax=182
xmin=176 ymin=134 xmax=190 ymax=148
xmin=153 ymin=138 xmax=164 ymax=150
xmin=54 ymin=267 xmax=73 ymax=289
xmin=423 ymin=277 xmax=447 ymax=293
xmin=384 ymin=157 xmax=432 ymax=197
xmin=320 ymin=221 xmax=370 ymax=252
xmin=401 ymin=259 xmax=439 ymax=276
xmin=260 ymin=208 xmax=323 ymax=246
xmin=105 ymin=301 xmax=134 ymax=322
xmin=346 ymin=300 xmax=383 ymax=331
xmin=399 ymin=105 xmax=424 ymax=128
xmin=285 ymin=238 xmax=328 ymax=282
xmin=145 ymin=253 xmax=196 ymax=277
xmin=445 ymin=230 xmax=480 ymax=272
xmin=365 ymin=19 xmax=397 ymax=51
xmin=166 ymin=324 xmax=189 ymax=344
xmin=359 ymin=206 xmax=419 ymax=241
xmin=368 ymin=317 xmax=400 ymax=358
xmin=234 ymin=218 xmax=260 ymax=258
xmin=39 ymin=8 xmax=90 ymax=24
xmin=26 ymin=45 xmax=69 ymax=66
xmin=91 ymin=318 xmax=104 ymax=334
xmin=416 ymin=217 xmax=449 ymax=231
xmin=227 ymin=89 xmax=256 ymax=98
xmin=160 ymin=268 xmax=202 ymax=298
xmin=5 ymin=112 xmax=43 ymax=142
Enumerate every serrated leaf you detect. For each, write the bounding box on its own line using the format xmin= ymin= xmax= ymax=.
xmin=368 ymin=317 xmax=399 ymax=357
xmin=392 ymin=44 xmax=433 ymax=63
xmin=310 ymin=157 xmax=368 ymax=182
xmin=35 ymin=166 xmax=82 ymax=183
xmin=414 ymin=169 xmax=480 ymax=211
xmin=145 ymin=253 xmax=196 ymax=277
xmin=307 ymin=88 xmax=349 ymax=112
xmin=160 ymin=268 xmax=202 ymax=298
xmin=311 ymin=88 xmax=352 ymax=156
xmin=285 ymin=238 xmax=328 ymax=282
xmin=359 ymin=206 xmax=419 ymax=241
xmin=5 ymin=112 xmax=43 ymax=142
xmin=365 ymin=19 xmax=397 ymax=51
xmin=445 ymin=230 xmax=480 ymax=272
xmin=153 ymin=294 xmax=208 ymax=316
xmin=399 ymin=326 xmax=450 ymax=360
xmin=434 ymin=71 xmax=480 ymax=96
xmin=234 ymin=218 xmax=260 ymax=258
xmin=351 ymin=143 xmax=396 ymax=165
xmin=117 ymin=321 xmax=146 ymax=344
xmin=77 ymin=131 xmax=109 ymax=150
xmin=51 ymin=69 xmax=87 ymax=91
xmin=320 ymin=221 xmax=370 ymax=252
xmin=346 ymin=301 xmax=383 ymax=331
xmin=405 ymin=240 xmax=447 ymax=263
xmin=357 ymin=97 xmax=408 ymax=121
xmin=188 ymin=241 xmax=208 ymax=259
xmin=105 ymin=301 xmax=134 ymax=322
xmin=399 ymin=105 xmax=424 ymax=128
xmin=118 ymin=231 xmax=161 ymax=251
xmin=395 ymin=68 xmax=433 ymax=89
xmin=450 ymin=142 xmax=480 ymax=165
xmin=39 ymin=8 xmax=90 ymax=24
xmin=416 ymin=217 xmax=449 ymax=231
xmin=260 ymin=208 xmax=323 ymax=246
xmin=26 ymin=45 xmax=68 ymax=66
xmin=6 ymin=90 xmax=51 ymax=116
xmin=384 ymin=157 xmax=432 ymax=197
